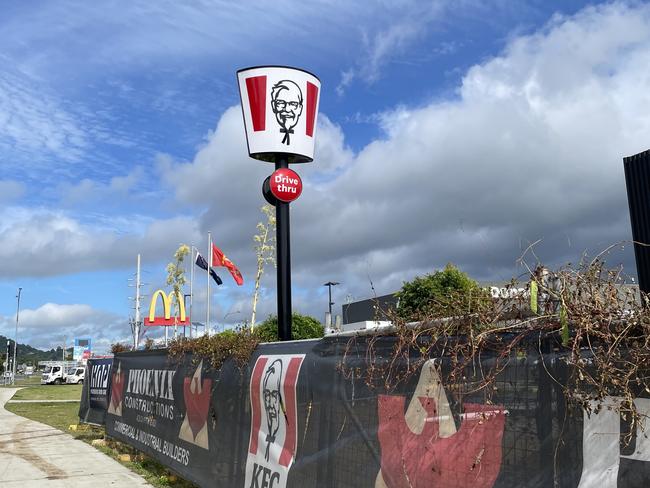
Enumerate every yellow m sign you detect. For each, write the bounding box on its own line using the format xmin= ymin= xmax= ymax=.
xmin=144 ymin=289 xmax=189 ymax=326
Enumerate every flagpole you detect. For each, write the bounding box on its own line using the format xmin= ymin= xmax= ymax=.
xmin=189 ymin=245 xmax=194 ymax=338
xmin=207 ymin=232 xmax=211 ymax=336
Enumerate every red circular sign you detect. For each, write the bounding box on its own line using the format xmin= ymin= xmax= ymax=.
xmin=269 ymin=168 xmax=303 ymax=202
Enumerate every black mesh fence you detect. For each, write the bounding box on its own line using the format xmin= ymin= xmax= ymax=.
xmin=79 ymin=334 xmax=650 ymax=487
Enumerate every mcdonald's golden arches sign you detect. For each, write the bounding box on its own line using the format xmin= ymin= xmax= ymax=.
xmin=144 ymin=289 xmax=190 ymax=326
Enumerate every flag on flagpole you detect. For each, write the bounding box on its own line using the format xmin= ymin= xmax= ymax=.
xmin=195 ymin=252 xmax=223 ymax=285
xmin=212 ymin=243 xmax=244 ymax=286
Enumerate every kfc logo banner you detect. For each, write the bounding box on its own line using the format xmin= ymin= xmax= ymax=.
xmin=245 ymin=354 xmax=305 ymax=488
xmin=237 ymin=66 xmax=320 ymax=163
xmin=179 ymin=360 xmax=212 ymax=450
xmin=376 ymin=360 xmax=506 ymax=488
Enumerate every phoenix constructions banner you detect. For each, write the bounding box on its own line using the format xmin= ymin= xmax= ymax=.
xmin=78 ymin=337 xmax=650 ymax=487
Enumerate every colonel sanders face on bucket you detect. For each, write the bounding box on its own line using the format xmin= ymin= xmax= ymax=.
xmin=262 ymin=359 xmax=283 ymax=461
xmin=271 ymin=80 xmax=303 ymax=145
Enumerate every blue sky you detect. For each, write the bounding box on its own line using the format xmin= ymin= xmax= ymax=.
xmin=1 ymin=1 xmax=649 ymax=352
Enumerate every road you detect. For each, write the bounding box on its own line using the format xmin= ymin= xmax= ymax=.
xmin=0 ymin=388 xmax=150 ymax=487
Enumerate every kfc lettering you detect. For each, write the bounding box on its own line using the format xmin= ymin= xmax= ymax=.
xmin=269 ymin=168 xmax=302 ymax=203
xmin=249 ymin=463 xmax=281 ymax=488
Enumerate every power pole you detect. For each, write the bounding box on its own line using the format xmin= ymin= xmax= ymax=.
xmin=135 ymin=254 xmax=142 ymax=349
xmin=12 ymin=287 xmax=21 ymax=385
xmin=128 ymin=254 xmax=144 ymax=350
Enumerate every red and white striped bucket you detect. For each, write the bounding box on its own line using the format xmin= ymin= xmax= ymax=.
xmin=237 ymin=66 xmax=321 ymax=163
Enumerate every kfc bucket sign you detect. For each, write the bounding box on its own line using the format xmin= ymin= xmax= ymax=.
xmin=237 ymin=66 xmax=321 ymax=163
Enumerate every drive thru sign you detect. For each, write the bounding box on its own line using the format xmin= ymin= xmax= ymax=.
xmin=269 ymin=168 xmax=302 ymax=203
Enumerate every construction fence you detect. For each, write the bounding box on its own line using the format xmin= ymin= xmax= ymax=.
xmin=79 ymin=334 xmax=650 ymax=487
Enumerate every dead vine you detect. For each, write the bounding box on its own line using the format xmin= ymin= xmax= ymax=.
xmin=167 ymin=328 xmax=259 ymax=370
xmin=339 ymin=243 xmax=650 ymax=432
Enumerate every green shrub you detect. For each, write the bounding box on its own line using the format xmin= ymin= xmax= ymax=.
xmin=254 ymin=313 xmax=324 ymax=342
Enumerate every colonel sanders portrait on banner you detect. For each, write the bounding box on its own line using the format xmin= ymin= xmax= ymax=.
xmin=245 ymin=354 xmax=305 ymax=488
xmin=263 ymin=359 xmax=283 ymax=460
xmin=271 ymin=80 xmax=303 ymax=146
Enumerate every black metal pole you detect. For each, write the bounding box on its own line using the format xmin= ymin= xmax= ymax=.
xmin=276 ymin=157 xmax=292 ymax=341
xmin=323 ymin=281 xmax=339 ymax=319
xmin=328 ymin=285 xmax=333 ymax=316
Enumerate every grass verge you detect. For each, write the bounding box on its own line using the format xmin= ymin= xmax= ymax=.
xmin=9 ymin=383 xmax=82 ymax=401
xmin=5 ymin=401 xmax=197 ymax=488
xmin=0 ymin=375 xmax=42 ymax=388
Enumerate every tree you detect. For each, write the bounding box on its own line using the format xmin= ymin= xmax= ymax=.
xmin=166 ymin=244 xmax=190 ymax=340
xmin=397 ymin=263 xmax=485 ymax=319
xmin=251 ymin=205 xmax=276 ymax=329
xmin=254 ymin=313 xmax=324 ymax=342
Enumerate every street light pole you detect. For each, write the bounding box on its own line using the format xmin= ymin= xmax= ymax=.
xmin=323 ymin=281 xmax=340 ymax=317
xmin=12 ymin=287 xmax=21 ymax=385
xmin=223 ymin=310 xmax=241 ymax=333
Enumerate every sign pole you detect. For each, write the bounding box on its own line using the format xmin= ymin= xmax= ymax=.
xmin=275 ymin=156 xmax=292 ymax=341
xmin=237 ymin=65 xmax=321 ymax=342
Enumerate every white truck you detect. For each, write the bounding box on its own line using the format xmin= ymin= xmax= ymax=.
xmin=65 ymin=366 xmax=85 ymax=384
xmin=40 ymin=361 xmax=79 ymax=385
xmin=41 ymin=364 xmax=65 ymax=385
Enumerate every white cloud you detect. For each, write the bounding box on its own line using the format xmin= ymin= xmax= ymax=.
xmin=0 ymin=65 xmax=88 ymax=171
xmin=1 ymin=1 xmax=648 ymax=334
xmin=0 ymin=206 xmax=202 ymax=277
xmin=58 ymin=167 xmax=146 ymax=206
xmin=0 ymin=302 xmax=123 ymax=351
xmin=0 ymin=1 xmax=369 ymax=77
xmin=15 ymin=303 xmax=101 ymax=329
xmin=159 ymin=2 xmax=650 ymax=322
xmin=337 ymin=1 xmax=445 ymax=93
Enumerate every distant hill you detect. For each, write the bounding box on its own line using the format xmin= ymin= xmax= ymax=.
xmin=0 ymin=334 xmax=73 ymax=370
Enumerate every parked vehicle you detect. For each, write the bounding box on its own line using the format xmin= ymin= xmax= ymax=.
xmin=41 ymin=364 xmax=66 ymax=385
xmin=65 ymin=367 xmax=85 ymax=384
xmin=24 ymin=366 xmax=34 ymax=375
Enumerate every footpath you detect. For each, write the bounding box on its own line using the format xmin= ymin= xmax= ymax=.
xmin=0 ymin=388 xmax=150 ymax=487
